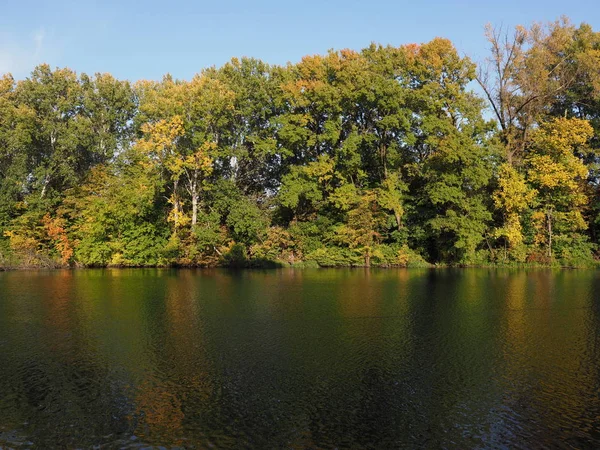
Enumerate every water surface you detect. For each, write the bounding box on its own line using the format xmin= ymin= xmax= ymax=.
xmin=1 ymin=268 xmax=599 ymax=448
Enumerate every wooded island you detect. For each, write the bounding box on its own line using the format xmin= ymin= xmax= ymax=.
xmin=1 ymin=18 xmax=599 ymax=268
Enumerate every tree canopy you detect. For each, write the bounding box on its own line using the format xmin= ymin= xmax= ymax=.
xmin=2 ymin=17 xmax=600 ymax=269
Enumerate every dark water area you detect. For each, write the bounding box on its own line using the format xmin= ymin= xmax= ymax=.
xmin=1 ymin=268 xmax=600 ymax=449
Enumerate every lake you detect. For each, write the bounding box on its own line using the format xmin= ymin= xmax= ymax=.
xmin=0 ymin=268 xmax=599 ymax=448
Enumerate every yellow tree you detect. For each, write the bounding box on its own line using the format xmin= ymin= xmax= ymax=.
xmin=136 ymin=74 xmax=232 ymax=229
xmin=525 ymin=117 xmax=593 ymax=259
xmin=184 ymin=74 xmax=233 ymax=226
xmin=136 ymin=116 xmax=187 ymax=229
xmin=376 ymin=173 xmax=407 ymax=232
xmin=333 ymin=190 xmax=387 ymax=267
xmin=477 ymin=18 xmax=584 ymax=164
xmin=184 ymin=142 xmax=213 ymax=226
xmin=493 ymin=163 xmax=536 ymax=261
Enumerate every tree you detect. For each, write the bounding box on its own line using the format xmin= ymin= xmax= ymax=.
xmin=136 ymin=115 xmax=187 ymax=230
xmin=79 ymin=72 xmax=136 ymax=162
xmin=492 ymin=163 xmax=536 ymax=261
xmin=477 ymin=19 xmax=583 ymax=163
xmin=333 ymin=190 xmax=386 ymax=266
xmin=2 ymin=28 xmax=600 ymax=269
xmin=61 ymin=153 xmax=167 ymax=267
xmin=213 ymin=58 xmax=284 ymax=195
xmin=525 ymin=117 xmax=593 ymax=259
xmin=404 ymin=38 xmax=496 ymax=263
xmin=0 ymin=75 xmax=34 ymax=228
xmin=16 ymin=65 xmax=87 ymax=198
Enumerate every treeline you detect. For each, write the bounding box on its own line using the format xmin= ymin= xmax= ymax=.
xmin=1 ymin=18 xmax=600 ymax=269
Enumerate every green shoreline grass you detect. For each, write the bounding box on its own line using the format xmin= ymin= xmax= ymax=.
xmin=2 ymin=259 xmax=598 ymax=271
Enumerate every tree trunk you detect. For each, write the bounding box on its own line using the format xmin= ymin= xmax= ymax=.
xmin=40 ymin=175 xmax=50 ymax=198
xmin=394 ymin=210 xmax=402 ymax=232
xmin=547 ymin=210 xmax=553 ymax=260
xmin=380 ymin=144 xmax=388 ymax=181
xmin=173 ymin=179 xmax=180 ymax=229
xmin=192 ymin=193 xmax=198 ymax=227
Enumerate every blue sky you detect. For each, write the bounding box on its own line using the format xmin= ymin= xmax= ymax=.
xmin=1 ymin=0 xmax=599 ymax=81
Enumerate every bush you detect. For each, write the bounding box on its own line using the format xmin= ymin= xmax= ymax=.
xmin=306 ymin=246 xmax=362 ymax=267
xmin=221 ymin=243 xmax=248 ymax=267
xmin=555 ymin=234 xmax=596 ymax=268
xmin=372 ymin=244 xmax=430 ymax=267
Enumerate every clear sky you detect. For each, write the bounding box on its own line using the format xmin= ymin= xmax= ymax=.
xmin=1 ymin=0 xmax=599 ymax=81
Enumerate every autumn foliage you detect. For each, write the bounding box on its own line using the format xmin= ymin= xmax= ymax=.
xmin=1 ymin=18 xmax=600 ymax=268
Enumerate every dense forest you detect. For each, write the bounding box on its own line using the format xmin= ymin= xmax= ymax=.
xmin=1 ymin=18 xmax=600 ymax=269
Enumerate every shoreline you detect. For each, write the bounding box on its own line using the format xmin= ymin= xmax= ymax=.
xmin=1 ymin=262 xmax=596 ymax=272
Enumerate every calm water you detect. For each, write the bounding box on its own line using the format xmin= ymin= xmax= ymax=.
xmin=1 ymin=269 xmax=600 ymax=449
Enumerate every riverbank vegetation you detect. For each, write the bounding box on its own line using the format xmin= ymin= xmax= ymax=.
xmin=1 ymin=18 xmax=600 ymax=269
